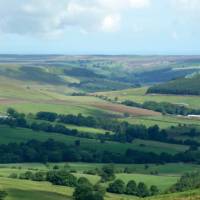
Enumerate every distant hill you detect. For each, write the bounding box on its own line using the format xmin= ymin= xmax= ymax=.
xmin=147 ymin=74 xmax=200 ymax=95
xmin=1 ymin=55 xmax=200 ymax=92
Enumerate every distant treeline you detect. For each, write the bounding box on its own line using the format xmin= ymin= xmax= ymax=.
xmin=0 ymin=139 xmax=199 ymax=164
xmin=147 ymin=74 xmax=200 ymax=95
xmin=122 ymin=100 xmax=200 ymax=115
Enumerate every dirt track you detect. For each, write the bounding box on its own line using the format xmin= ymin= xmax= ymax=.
xmin=91 ymin=102 xmax=161 ymax=116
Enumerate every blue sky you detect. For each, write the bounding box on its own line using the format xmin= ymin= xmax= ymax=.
xmin=0 ymin=0 xmax=200 ymax=54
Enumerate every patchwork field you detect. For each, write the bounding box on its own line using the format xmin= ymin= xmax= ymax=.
xmin=97 ymin=87 xmax=200 ymax=109
xmin=96 ymin=87 xmax=200 ymax=128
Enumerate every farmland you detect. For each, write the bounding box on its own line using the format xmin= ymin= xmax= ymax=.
xmin=0 ymin=55 xmax=200 ymax=200
xmin=97 ymin=87 xmax=200 ymax=109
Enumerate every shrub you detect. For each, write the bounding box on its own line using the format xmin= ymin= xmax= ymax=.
xmin=73 ymin=184 xmax=104 ymax=200
xmin=46 ymin=170 xmax=77 ymax=187
xmin=107 ymin=179 xmax=125 ymax=194
xmin=137 ymin=182 xmax=150 ymax=197
xmin=126 ymin=180 xmax=137 ymax=195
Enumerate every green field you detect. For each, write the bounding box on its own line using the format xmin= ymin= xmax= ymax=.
xmin=124 ymin=115 xmax=200 ymax=128
xmin=0 ymin=125 xmax=188 ymax=155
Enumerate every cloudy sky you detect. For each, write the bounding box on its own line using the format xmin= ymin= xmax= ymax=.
xmin=0 ymin=0 xmax=200 ymax=54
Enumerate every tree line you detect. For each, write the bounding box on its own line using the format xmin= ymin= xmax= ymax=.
xmin=0 ymin=138 xmax=199 ymax=164
xmin=2 ymin=108 xmax=200 ymax=150
xmin=34 ymin=110 xmax=200 ymax=146
xmin=122 ymin=100 xmax=200 ymax=116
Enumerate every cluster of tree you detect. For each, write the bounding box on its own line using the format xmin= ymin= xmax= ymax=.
xmin=99 ymin=164 xmax=116 ymax=182
xmin=0 ymin=139 xmax=200 ymax=164
xmin=73 ymin=178 xmax=105 ymax=200
xmin=147 ymin=74 xmax=200 ymax=95
xmin=107 ymin=179 xmax=159 ymax=197
xmin=169 ymin=172 xmax=200 ymax=193
xmin=34 ymin=111 xmax=200 ymax=146
xmin=122 ymin=100 xmax=200 ymax=115
xmin=18 ymin=171 xmax=46 ymax=182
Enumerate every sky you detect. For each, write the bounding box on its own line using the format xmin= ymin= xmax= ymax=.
xmin=0 ymin=0 xmax=200 ymax=55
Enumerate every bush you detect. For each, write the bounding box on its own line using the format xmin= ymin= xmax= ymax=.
xmin=100 ymin=165 xmax=115 ymax=182
xmin=32 ymin=171 xmax=46 ymax=181
xmin=107 ymin=179 xmax=125 ymax=194
xmin=46 ymin=170 xmax=77 ymax=187
xmin=137 ymin=182 xmax=150 ymax=197
xmin=126 ymin=180 xmax=137 ymax=195
xmin=73 ymin=184 xmax=104 ymax=200
xmin=150 ymin=185 xmax=159 ymax=196
xmin=77 ymin=177 xmax=91 ymax=186
xmin=0 ymin=190 xmax=7 ymax=200
xmin=19 ymin=171 xmax=34 ymax=180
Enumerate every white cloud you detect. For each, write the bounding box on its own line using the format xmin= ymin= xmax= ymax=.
xmin=172 ymin=0 xmax=200 ymax=11
xmin=129 ymin=0 xmax=150 ymax=8
xmin=101 ymin=14 xmax=121 ymax=32
xmin=0 ymin=0 xmax=151 ymax=36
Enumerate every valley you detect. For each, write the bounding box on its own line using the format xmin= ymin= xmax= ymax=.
xmin=0 ymin=55 xmax=200 ymax=200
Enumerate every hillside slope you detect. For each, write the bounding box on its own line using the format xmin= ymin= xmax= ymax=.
xmin=147 ymin=74 xmax=200 ymax=95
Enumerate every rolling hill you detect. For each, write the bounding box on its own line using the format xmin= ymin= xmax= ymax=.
xmin=147 ymin=74 xmax=200 ymax=95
